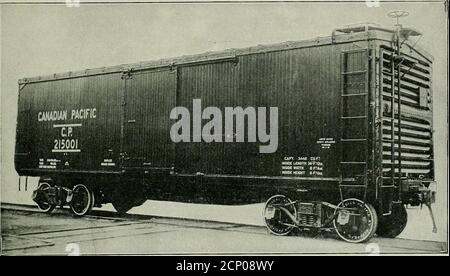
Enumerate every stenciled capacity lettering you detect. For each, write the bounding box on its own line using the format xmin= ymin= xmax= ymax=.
xmin=170 ymin=99 xmax=279 ymax=153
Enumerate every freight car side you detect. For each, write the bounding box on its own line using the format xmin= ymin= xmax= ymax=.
xmin=112 ymin=41 xmax=372 ymax=209
xmin=15 ymin=73 xmax=124 ymax=176
xmin=174 ymin=44 xmax=346 ymax=178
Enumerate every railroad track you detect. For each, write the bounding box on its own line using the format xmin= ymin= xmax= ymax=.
xmin=1 ymin=202 xmax=267 ymax=254
xmin=2 ymin=202 xmax=447 ymax=255
xmin=1 ymin=202 xmax=256 ymax=229
xmin=2 ymin=202 xmax=153 ymax=221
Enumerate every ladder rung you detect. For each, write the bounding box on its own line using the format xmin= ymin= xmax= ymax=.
xmin=382 ymin=139 xmax=394 ymax=142
xmin=341 ymin=93 xmax=368 ymax=97
xmin=341 ymin=138 xmax=367 ymax=142
xmin=341 ymin=116 xmax=367 ymax=119
xmin=340 ymin=161 xmax=367 ymax=164
xmin=382 ymin=71 xmax=394 ymax=76
xmin=341 ymin=70 xmax=367 ymax=75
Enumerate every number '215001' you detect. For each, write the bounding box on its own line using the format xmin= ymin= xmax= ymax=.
xmin=53 ymin=139 xmax=79 ymax=151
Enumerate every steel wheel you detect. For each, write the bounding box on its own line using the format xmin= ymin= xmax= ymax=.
xmin=263 ymin=195 xmax=297 ymax=236
xmin=133 ymin=198 xmax=147 ymax=207
xmin=333 ymin=198 xmax=378 ymax=243
xmin=376 ymin=203 xmax=408 ymax=238
xmin=35 ymin=182 xmax=56 ymax=213
xmin=111 ymin=196 xmax=135 ymax=215
xmin=70 ymin=184 xmax=94 ymax=216
xmin=111 ymin=186 xmax=135 ymax=214
xmin=111 ymin=182 xmax=144 ymax=214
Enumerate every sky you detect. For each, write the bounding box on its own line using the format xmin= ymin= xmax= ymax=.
xmin=0 ymin=1 xmax=447 ymax=229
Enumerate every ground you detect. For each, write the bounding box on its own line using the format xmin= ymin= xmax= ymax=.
xmin=1 ymin=204 xmax=447 ymax=255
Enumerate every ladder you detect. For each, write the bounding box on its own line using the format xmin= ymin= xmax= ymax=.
xmin=382 ymin=51 xmax=397 ymax=188
xmin=378 ymin=48 xmax=397 ymax=214
xmin=339 ymin=49 xmax=370 ymax=199
xmin=380 ymin=47 xmax=405 ymax=206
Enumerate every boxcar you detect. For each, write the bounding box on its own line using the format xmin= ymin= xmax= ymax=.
xmin=15 ymin=24 xmax=436 ymax=242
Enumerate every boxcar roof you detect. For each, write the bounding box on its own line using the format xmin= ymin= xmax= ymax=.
xmin=19 ymin=27 xmax=433 ymax=84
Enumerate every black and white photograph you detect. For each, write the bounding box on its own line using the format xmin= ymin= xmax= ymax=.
xmin=0 ymin=0 xmax=448 ymax=257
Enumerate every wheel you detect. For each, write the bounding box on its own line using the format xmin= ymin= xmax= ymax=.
xmin=263 ymin=195 xmax=297 ymax=236
xmin=35 ymin=182 xmax=56 ymax=213
xmin=376 ymin=203 xmax=408 ymax=238
xmin=70 ymin=184 xmax=94 ymax=216
xmin=111 ymin=182 xmax=145 ymax=214
xmin=111 ymin=187 xmax=135 ymax=215
xmin=133 ymin=198 xmax=147 ymax=207
xmin=333 ymin=198 xmax=378 ymax=243
xmin=112 ymin=198 xmax=135 ymax=214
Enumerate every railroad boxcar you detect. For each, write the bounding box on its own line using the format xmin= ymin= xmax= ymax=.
xmin=15 ymin=23 xmax=436 ymax=242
